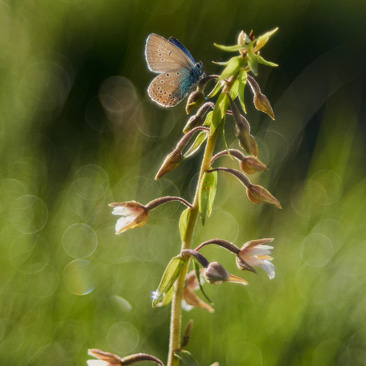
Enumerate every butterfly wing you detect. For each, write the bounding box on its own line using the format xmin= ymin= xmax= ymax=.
xmin=145 ymin=33 xmax=195 ymax=73
xmin=147 ymin=68 xmax=192 ymax=107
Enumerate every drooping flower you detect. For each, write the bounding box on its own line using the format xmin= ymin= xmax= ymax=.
xmin=236 ymin=238 xmax=275 ymax=279
xmin=108 ymin=201 xmax=149 ymax=234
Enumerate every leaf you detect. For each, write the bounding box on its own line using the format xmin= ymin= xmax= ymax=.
xmin=218 ymin=55 xmax=244 ymax=81
xmin=193 ymin=260 xmax=212 ymax=304
xmin=211 ymin=93 xmax=228 ymax=132
xmin=247 ymin=52 xmax=258 ymax=75
xmin=174 ymin=350 xmax=200 ymax=366
xmin=198 ymin=171 xmax=217 ymax=225
xmin=212 ymin=59 xmax=231 ymax=66
xmin=256 ymin=53 xmax=278 ymax=67
xmin=179 ymin=319 xmax=194 ymax=350
xmin=160 ymin=286 xmax=174 ymax=306
xmin=179 ymin=208 xmax=191 ymax=242
xmin=183 ymin=131 xmax=207 ymax=158
xmin=220 ymin=114 xmax=231 ymax=160
xmin=238 ymin=70 xmax=247 ymax=114
xmin=152 ymin=256 xmax=184 ymax=307
xmin=214 ymin=43 xmax=247 ymax=52
xmin=254 ymin=27 xmax=278 ymax=52
xmin=229 ymin=78 xmax=239 ymax=100
xmin=207 ymin=81 xmax=222 ymax=99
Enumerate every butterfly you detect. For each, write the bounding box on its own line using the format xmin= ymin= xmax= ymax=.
xmin=145 ymin=33 xmax=204 ymax=107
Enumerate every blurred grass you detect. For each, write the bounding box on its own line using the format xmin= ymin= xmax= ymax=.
xmin=1 ymin=0 xmax=366 ymax=365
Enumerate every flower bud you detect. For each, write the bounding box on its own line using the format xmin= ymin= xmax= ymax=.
xmin=155 ymin=149 xmax=183 ymax=180
xmin=204 ymin=262 xmax=230 ymax=284
xmin=109 ymin=201 xmax=149 ymax=234
xmin=204 ymin=262 xmax=248 ymax=286
xmin=253 ymin=93 xmax=275 ymax=120
xmin=246 ymin=184 xmax=281 ymax=208
xmin=239 ymin=156 xmax=267 ymax=175
xmin=183 ymin=114 xmax=202 ymax=133
xmin=237 ymin=30 xmax=247 ymax=45
xmin=186 ymin=90 xmax=205 ymax=114
xmin=236 ymin=122 xmax=257 ymax=157
xmin=247 ymin=75 xmax=275 ymax=120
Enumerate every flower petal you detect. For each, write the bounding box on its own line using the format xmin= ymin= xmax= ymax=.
xmin=260 ymin=260 xmax=275 ymax=279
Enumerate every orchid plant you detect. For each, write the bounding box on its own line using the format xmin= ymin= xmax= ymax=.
xmin=88 ymin=28 xmax=280 ymax=366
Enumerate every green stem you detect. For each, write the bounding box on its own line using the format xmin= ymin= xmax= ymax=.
xmin=167 ymin=127 xmax=220 ymax=366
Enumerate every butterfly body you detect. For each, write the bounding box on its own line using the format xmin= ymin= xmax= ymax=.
xmin=145 ymin=34 xmax=203 ymax=107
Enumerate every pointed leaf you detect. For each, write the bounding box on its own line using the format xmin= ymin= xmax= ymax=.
xmin=174 ymin=350 xmax=200 ymax=366
xmin=211 ymin=93 xmax=228 ymax=132
xmin=218 ymin=55 xmax=244 ymax=81
xmin=229 ymin=78 xmax=240 ymax=100
xmin=254 ymin=27 xmax=278 ymax=52
xmin=256 ymin=53 xmax=278 ymax=67
xmin=247 ymin=52 xmax=258 ymax=75
xmin=238 ymin=70 xmax=247 ymax=114
xmin=194 ymin=260 xmax=212 ymax=304
xmin=179 ymin=208 xmax=191 ymax=242
xmin=179 ymin=320 xmax=194 ymax=350
xmin=184 ymin=131 xmax=207 ymax=158
xmin=212 ymin=59 xmax=231 ymax=66
xmin=198 ymin=171 xmax=217 ymax=225
xmin=160 ymin=286 xmax=174 ymax=306
xmin=214 ymin=43 xmax=247 ymax=52
xmin=220 ymin=114 xmax=231 ymax=160
xmin=207 ymin=81 xmax=222 ymax=99
xmin=152 ymin=256 xmax=184 ymax=307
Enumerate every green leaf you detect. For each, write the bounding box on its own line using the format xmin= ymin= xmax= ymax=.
xmin=238 ymin=70 xmax=247 ymax=114
xmin=160 ymin=286 xmax=174 ymax=306
xmin=211 ymin=93 xmax=228 ymax=132
xmin=218 ymin=55 xmax=244 ymax=81
xmin=256 ymin=53 xmax=278 ymax=67
xmin=152 ymin=256 xmax=184 ymax=307
xmin=203 ymin=111 xmax=213 ymax=127
xmin=207 ymin=81 xmax=222 ymax=99
xmin=229 ymin=78 xmax=239 ymax=100
xmin=174 ymin=350 xmax=200 ymax=366
xmin=220 ymin=114 xmax=231 ymax=160
xmin=254 ymin=27 xmax=278 ymax=52
xmin=212 ymin=59 xmax=231 ymax=66
xmin=183 ymin=131 xmax=207 ymax=158
xmin=198 ymin=171 xmax=217 ymax=225
xmin=193 ymin=260 xmax=212 ymax=304
xmin=214 ymin=43 xmax=247 ymax=52
xmin=179 ymin=208 xmax=191 ymax=242
xmin=247 ymin=52 xmax=258 ymax=75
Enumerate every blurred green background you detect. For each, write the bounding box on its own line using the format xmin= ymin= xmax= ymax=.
xmin=1 ymin=0 xmax=366 ymax=365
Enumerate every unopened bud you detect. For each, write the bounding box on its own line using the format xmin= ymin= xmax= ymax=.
xmin=247 ymin=75 xmax=275 ymax=120
xmin=186 ymin=90 xmax=205 ymax=114
xmin=237 ymin=30 xmax=247 ymax=45
xmin=204 ymin=262 xmax=248 ymax=286
xmin=183 ymin=114 xmax=202 ymax=133
xmin=239 ymin=156 xmax=267 ymax=174
xmin=236 ymin=122 xmax=257 ymax=157
xmin=204 ymin=262 xmax=230 ymax=284
xmin=246 ymin=184 xmax=281 ymax=208
xmin=254 ymin=93 xmax=275 ymax=120
xmin=155 ymin=149 xmax=183 ymax=180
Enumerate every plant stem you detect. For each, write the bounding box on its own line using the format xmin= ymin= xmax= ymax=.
xmin=167 ymin=126 xmax=220 ymax=366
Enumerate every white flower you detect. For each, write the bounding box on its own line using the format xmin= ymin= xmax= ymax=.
xmin=237 ymin=238 xmax=275 ymax=279
xmin=109 ymin=201 xmax=149 ymax=234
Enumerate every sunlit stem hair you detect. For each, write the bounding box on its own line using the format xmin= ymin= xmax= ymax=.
xmin=211 ymin=149 xmax=246 ymax=165
xmin=145 ymin=196 xmax=193 ymax=210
